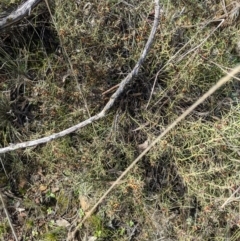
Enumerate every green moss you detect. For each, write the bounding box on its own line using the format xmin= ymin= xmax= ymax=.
xmin=89 ymin=215 xmax=110 ymax=238
xmin=42 ymin=227 xmax=66 ymax=241
xmin=0 ymin=222 xmax=9 ymax=238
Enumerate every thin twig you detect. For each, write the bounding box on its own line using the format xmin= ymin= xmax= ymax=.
xmin=0 ymin=191 xmax=18 ymax=241
xmin=68 ymin=64 xmax=240 ymax=240
xmin=221 ymin=186 xmax=240 ymax=209
xmin=207 ymin=59 xmax=240 ymax=82
xmin=177 ymin=19 xmax=225 ymax=63
xmin=44 ymin=0 xmax=97 ymax=136
xmin=102 ymin=84 xmax=120 ymax=95
xmin=146 ymin=18 xmax=225 ymax=109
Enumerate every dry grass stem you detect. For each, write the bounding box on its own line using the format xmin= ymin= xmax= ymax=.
xmin=0 ymin=191 xmax=18 ymax=241
xmin=68 ymin=64 xmax=240 ymax=240
xmin=146 ymin=18 xmax=225 ymax=108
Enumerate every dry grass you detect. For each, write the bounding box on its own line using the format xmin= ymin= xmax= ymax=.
xmin=0 ymin=0 xmax=240 ymax=240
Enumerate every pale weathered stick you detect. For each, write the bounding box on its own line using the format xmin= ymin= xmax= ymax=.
xmin=0 ymin=0 xmax=160 ymax=155
xmin=68 ymin=64 xmax=240 ymax=239
xmin=0 ymin=0 xmax=42 ymax=31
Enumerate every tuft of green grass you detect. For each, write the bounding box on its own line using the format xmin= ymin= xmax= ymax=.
xmin=42 ymin=227 xmax=67 ymax=241
xmin=0 ymin=94 xmax=13 ymax=129
xmin=0 ymin=93 xmax=21 ymax=144
xmin=0 ymin=221 xmax=9 ymax=239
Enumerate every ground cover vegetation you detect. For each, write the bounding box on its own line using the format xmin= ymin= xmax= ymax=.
xmin=0 ymin=0 xmax=240 ymax=240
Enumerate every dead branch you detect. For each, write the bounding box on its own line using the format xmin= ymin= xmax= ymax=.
xmin=0 ymin=0 xmax=160 ymax=154
xmin=0 ymin=0 xmax=42 ymax=31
